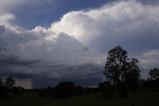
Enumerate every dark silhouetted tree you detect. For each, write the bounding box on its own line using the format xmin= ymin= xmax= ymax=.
xmin=98 ymin=81 xmax=114 ymax=98
xmin=4 ymin=76 xmax=15 ymax=89
xmin=0 ymin=78 xmax=2 ymax=87
xmin=104 ymin=46 xmax=140 ymax=98
xmin=12 ymin=86 xmax=24 ymax=96
xmin=149 ymin=68 xmax=159 ymax=80
xmin=75 ymin=86 xmax=83 ymax=96
xmin=146 ymin=68 xmax=159 ymax=88
xmin=53 ymin=81 xmax=75 ymax=98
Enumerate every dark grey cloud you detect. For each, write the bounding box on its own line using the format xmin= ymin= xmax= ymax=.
xmin=31 ymin=63 xmax=104 ymax=88
xmin=0 ymin=25 xmax=103 ymax=88
xmin=0 ymin=62 xmax=104 ymax=88
xmin=0 ymin=56 xmax=40 ymax=67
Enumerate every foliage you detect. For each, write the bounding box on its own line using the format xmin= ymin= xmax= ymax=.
xmin=149 ymin=68 xmax=159 ymax=80
xmin=4 ymin=76 xmax=15 ymax=89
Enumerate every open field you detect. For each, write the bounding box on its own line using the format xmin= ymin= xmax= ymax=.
xmin=0 ymin=91 xmax=159 ymax=106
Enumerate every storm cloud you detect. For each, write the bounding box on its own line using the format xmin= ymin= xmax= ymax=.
xmin=0 ymin=24 xmax=104 ymax=88
xmin=0 ymin=0 xmax=159 ymax=88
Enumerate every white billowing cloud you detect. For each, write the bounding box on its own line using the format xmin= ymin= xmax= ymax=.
xmin=33 ymin=26 xmax=48 ymax=33
xmin=50 ymin=0 xmax=159 ymax=52
xmin=47 ymin=0 xmax=159 ymax=80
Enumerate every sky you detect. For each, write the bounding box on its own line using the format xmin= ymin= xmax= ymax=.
xmin=0 ymin=0 xmax=159 ymax=88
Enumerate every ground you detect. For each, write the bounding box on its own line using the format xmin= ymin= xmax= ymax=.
xmin=0 ymin=91 xmax=159 ymax=106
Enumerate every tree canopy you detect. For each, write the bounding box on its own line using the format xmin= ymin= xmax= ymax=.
xmin=149 ymin=68 xmax=159 ymax=80
xmin=4 ymin=76 xmax=15 ymax=89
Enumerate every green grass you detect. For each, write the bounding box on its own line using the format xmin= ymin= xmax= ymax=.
xmin=0 ymin=91 xmax=159 ymax=106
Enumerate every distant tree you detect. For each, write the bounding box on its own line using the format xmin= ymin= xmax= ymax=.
xmin=104 ymin=46 xmax=140 ymax=98
xmin=4 ymin=76 xmax=15 ymax=89
xmin=75 ymin=86 xmax=83 ymax=96
xmin=146 ymin=68 xmax=159 ymax=88
xmin=0 ymin=78 xmax=2 ymax=87
xmin=12 ymin=86 xmax=24 ymax=96
xmin=149 ymin=68 xmax=159 ymax=80
xmin=53 ymin=81 xmax=75 ymax=98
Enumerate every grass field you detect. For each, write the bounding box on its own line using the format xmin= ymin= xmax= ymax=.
xmin=0 ymin=91 xmax=159 ymax=106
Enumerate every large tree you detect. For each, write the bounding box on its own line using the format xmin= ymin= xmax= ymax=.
xmin=104 ymin=46 xmax=140 ymax=98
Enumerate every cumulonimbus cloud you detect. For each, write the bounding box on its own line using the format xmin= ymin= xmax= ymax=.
xmin=0 ymin=0 xmax=159 ymax=87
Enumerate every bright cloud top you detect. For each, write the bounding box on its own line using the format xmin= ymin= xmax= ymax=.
xmin=50 ymin=1 xmax=159 ymax=52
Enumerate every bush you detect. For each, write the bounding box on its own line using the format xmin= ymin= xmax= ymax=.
xmin=98 ymin=81 xmax=114 ymax=98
